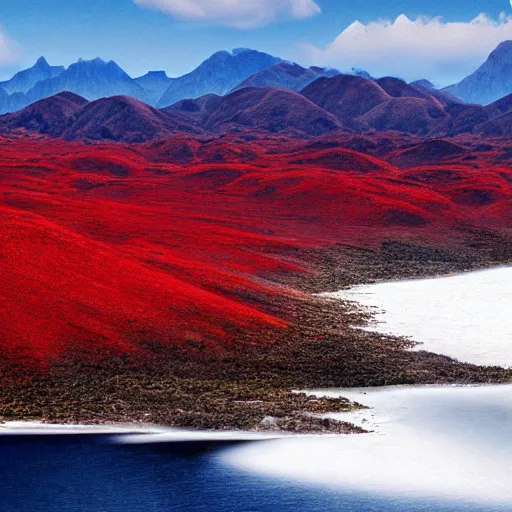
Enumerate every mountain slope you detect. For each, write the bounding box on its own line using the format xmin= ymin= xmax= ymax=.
xmin=0 ymin=57 xmax=64 ymax=94
xmin=486 ymin=92 xmax=512 ymax=118
xmin=388 ymin=139 xmax=467 ymax=167
xmin=0 ymin=94 xmax=201 ymax=142
xmin=376 ymin=77 xmax=436 ymax=101
xmin=475 ymin=111 xmax=512 ymax=136
xmin=134 ymin=71 xmax=172 ymax=105
xmin=25 ymin=58 xmax=148 ymax=104
xmin=0 ymin=89 xmax=26 ymax=115
xmin=0 ymin=92 xmax=88 ymax=137
xmin=358 ymin=97 xmax=449 ymax=136
xmin=444 ymin=41 xmax=512 ymax=104
xmin=444 ymin=102 xmax=491 ymax=134
xmin=63 ymin=96 xmax=200 ymax=142
xmin=301 ymin=74 xmax=477 ymax=135
xmin=232 ymin=63 xmax=339 ymax=93
xmin=157 ymin=49 xmax=282 ymax=108
xmin=411 ymin=79 xmax=437 ymax=91
xmin=0 ymin=203 xmax=280 ymax=362
xmin=167 ymin=94 xmax=223 ymax=122
xmin=301 ymin=75 xmax=391 ymax=128
xmin=190 ymin=87 xmax=343 ymax=136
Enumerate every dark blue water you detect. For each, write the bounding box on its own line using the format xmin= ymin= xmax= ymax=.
xmin=0 ymin=436 xmax=504 ymax=512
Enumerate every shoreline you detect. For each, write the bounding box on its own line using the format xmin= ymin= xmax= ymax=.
xmin=324 ymin=265 xmax=512 ymax=368
xmin=1 ymin=241 xmax=512 ymax=434
xmin=225 ymin=383 xmax=512 ymax=507
xmin=306 ymin=381 xmax=512 ymax=430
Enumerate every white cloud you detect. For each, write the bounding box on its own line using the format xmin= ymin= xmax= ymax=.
xmin=133 ymin=0 xmax=321 ymax=28
xmin=0 ymin=25 xmax=21 ymax=65
xmin=302 ymin=13 xmax=512 ymax=86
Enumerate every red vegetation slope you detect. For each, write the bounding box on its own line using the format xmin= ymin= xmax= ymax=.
xmin=0 ymin=133 xmax=511 ymax=366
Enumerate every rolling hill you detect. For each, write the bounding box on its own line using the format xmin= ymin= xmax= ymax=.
xmin=0 ymin=94 xmax=200 ymax=142
xmin=61 ymin=96 xmax=200 ymax=142
xmin=1 ymin=133 xmax=511 ymax=365
xmin=301 ymin=74 xmax=391 ymax=127
xmin=2 ymin=67 xmax=512 ymax=141
xmin=0 ymin=92 xmax=88 ymax=137
xmin=197 ymin=87 xmax=344 ymax=136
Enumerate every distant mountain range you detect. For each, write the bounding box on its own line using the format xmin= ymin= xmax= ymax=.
xmin=0 ymin=49 xmax=287 ymax=114
xmin=1 ymin=41 xmax=511 ymax=136
xmin=2 ymin=70 xmax=512 ymax=142
xmin=26 ymin=57 xmax=147 ymax=103
xmin=0 ymin=57 xmax=148 ymax=114
xmin=1 ymin=41 xmax=511 ymax=116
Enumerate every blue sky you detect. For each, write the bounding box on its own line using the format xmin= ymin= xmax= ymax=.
xmin=0 ymin=0 xmax=511 ymax=84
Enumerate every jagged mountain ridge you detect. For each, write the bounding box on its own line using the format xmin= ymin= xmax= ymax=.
xmin=0 ymin=57 xmax=64 ymax=95
xmin=0 ymin=57 xmax=149 ymax=115
xmin=25 ymin=58 xmax=148 ymax=103
xmin=0 ymin=49 xmax=285 ymax=114
xmin=2 ymin=40 xmax=512 ymax=118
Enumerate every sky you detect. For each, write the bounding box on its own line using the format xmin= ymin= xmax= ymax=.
xmin=0 ymin=0 xmax=511 ymax=85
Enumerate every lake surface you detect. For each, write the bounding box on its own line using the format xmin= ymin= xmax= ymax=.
xmin=2 ymin=267 xmax=512 ymax=511
xmin=226 ymin=384 xmax=512 ymax=510
xmin=322 ymin=267 xmax=512 ymax=367
xmin=1 ymin=406 xmax=511 ymax=512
